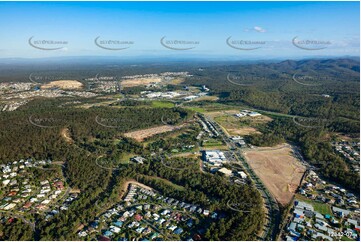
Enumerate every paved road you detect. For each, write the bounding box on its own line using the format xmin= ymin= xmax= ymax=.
xmin=43 ymin=186 xmax=71 ymax=214
xmin=202 ymin=114 xmax=281 ymax=240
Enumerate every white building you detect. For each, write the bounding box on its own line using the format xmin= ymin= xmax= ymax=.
xmin=203 ymin=150 xmax=227 ymax=166
xmin=235 ymin=110 xmax=262 ymax=118
xmin=3 ymin=203 xmax=16 ymax=210
xmin=238 ymin=171 xmax=248 ymax=179
xmin=218 ymin=167 xmax=233 ymax=176
xmin=2 ymin=166 xmax=11 ymax=173
xmin=2 ymin=179 xmax=10 ymax=186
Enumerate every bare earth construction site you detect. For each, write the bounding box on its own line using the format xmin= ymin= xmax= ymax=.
xmin=41 ymin=80 xmax=84 ymax=90
xmin=123 ymin=124 xmax=184 ymax=142
xmin=243 ymin=144 xmax=306 ymax=206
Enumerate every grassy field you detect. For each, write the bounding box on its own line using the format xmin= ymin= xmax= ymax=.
xmin=341 ymin=236 xmax=354 ymax=241
xmin=184 ymin=103 xmax=240 ymax=113
xmin=202 ymin=138 xmax=224 ymax=147
xmin=202 ymin=103 xmax=240 ymax=111
xmin=151 ymin=100 xmax=175 ymax=108
xmin=168 ymin=78 xmax=185 ymax=85
xmin=212 ymin=112 xmax=270 ymax=136
xmin=183 ymin=106 xmax=207 ymax=113
xmin=140 ymin=175 xmax=185 ymax=191
xmin=194 ymin=95 xmax=219 ymax=101
xmin=119 ymin=153 xmax=137 ymax=163
xmin=295 ymin=194 xmax=333 ymax=215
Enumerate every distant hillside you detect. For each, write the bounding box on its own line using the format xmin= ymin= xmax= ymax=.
xmin=184 ymin=58 xmax=360 ymax=133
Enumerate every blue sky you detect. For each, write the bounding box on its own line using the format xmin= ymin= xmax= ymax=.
xmin=0 ymin=1 xmax=359 ymax=59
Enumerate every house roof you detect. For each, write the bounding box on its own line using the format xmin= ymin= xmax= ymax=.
xmin=218 ymin=168 xmax=232 ymax=176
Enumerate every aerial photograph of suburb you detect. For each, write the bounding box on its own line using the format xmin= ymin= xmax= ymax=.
xmin=0 ymin=1 xmax=359 ymax=241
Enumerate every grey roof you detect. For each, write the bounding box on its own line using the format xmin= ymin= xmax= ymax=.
xmin=288 ymin=222 xmax=297 ymax=231
xmin=332 ymin=206 xmax=351 ymax=216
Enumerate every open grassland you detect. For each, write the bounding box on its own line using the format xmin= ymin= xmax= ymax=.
xmin=151 ymin=100 xmax=175 ymax=108
xmin=183 ymin=106 xmax=207 ymax=113
xmin=192 ymin=95 xmax=219 ymax=101
xmin=202 ymin=138 xmax=224 ymax=147
xmin=168 ymin=78 xmax=185 ymax=85
xmin=138 ymin=175 xmax=185 ymax=191
xmin=244 ymin=144 xmax=306 ymax=206
xmin=210 ymin=110 xmax=271 ymax=136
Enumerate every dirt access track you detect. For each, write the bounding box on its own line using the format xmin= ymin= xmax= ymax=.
xmin=243 ymin=143 xmax=306 ymax=206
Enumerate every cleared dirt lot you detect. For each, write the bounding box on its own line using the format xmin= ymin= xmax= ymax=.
xmin=227 ymin=126 xmax=261 ymax=136
xmin=121 ymin=77 xmax=162 ymax=87
xmin=60 ymin=128 xmax=74 ymax=144
xmin=243 ymin=144 xmax=306 ymax=206
xmin=209 ymin=110 xmax=271 ymax=136
xmin=41 ymin=80 xmax=84 ymax=90
xmin=123 ymin=124 xmax=183 ymax=142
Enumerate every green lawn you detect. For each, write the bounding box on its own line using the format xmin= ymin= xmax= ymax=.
xmin=151 ymin=101 xmax=175 ymax=108
xmin=113 ymin=138 xmax=121 ymax=145
xmin=202 ymin=138 xmax=224 ymax=147
xmin=184 ymin=103 xmax=237 ymax=113
xmin=295 ymin=194 xmax=332 ymax=215
xmin=341 ymin=236 xmax=354 ymax=241
xmin=183 ymin=106 xmax=206 ymax=113
xmin=140 ymin=175 xmax=185 ymax=191
xmin=119 ymin=153 xmax=137 ymax=164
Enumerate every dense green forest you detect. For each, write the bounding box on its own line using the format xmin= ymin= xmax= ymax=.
xmin=0 ymin=98 xmax=264 ymax=240
xmin=0 ymin=58 xmax=359 ymax=240
xmin=185 ymin=58 xmax=360 ymax=124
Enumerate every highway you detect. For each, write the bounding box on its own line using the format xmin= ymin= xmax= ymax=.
xmin=202 ymin=114 xmax=281 ymax=240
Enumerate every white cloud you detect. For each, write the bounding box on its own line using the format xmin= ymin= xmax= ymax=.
xmin=243 ymin=26 xmax=267 ymax=33
xmin=254 ymin=26 xmax=266 ymax=33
